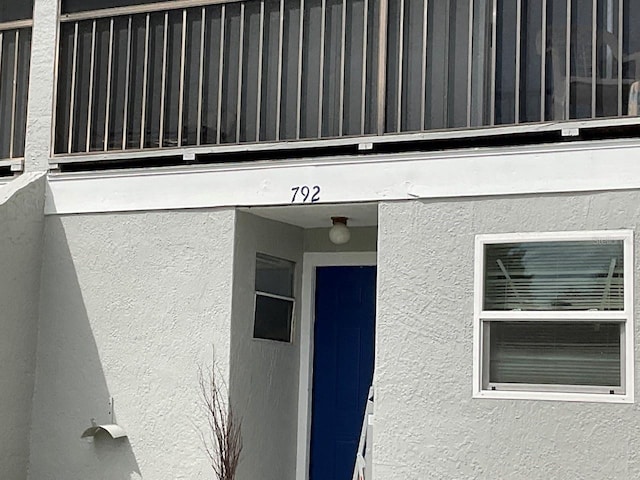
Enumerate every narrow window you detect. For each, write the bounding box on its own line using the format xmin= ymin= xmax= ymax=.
xmin=254 ymin=253 xmax=295 ymax=343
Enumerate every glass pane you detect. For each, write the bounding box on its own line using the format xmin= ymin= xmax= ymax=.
xmin=545 ymin=0 xmax=568 ymax=120
xmin=570 ymin=0 xmax=594 ymax=119
xmin=254 ymin=295 xmax=293 ymax=342
xmin=279 ymin=0 xmax=303 ymax=140
xmin=90 ymin=19 xmax=112 ymax=151
xmin=300 ymin=0 xmax=322 ymax=138
xmin=12 ymin=28 xmax=31 ymax=158
xmin=321 ymin=0 xmax=343 ymax=138
xmin=447 ymin=0 xmax=470 ymax=128
xmin=55 ymin=22 xmax=75 ymax=154
xmin=0 ymin=0 xmax=33 ymax=23
xmin=260 ymin=0 xmax=282 ymax=142
xmin=343 ymin=0 xmax=366 ymax=136
xmin=126 ymin=14 xmax=147 ymax=149
xmin=0 ymin=31 xmax=16 ymax=159
xmin=495 ymin=0 xmax=517 ymax=125
xmin=201 ymin=5 xmax=222 ymax=145
xmin=484 ymin=240 xmax=624 ymax=311
xmin=255 ymin=253 xmax=295 ymax=297
xmin=240 ymin=0 xmax=261 ymax=143
xmin=162 ymin=10 xmax=182 ymax=148
xmin=71 ymin=21 xmax=93 ymax=153
xmin=424 ymin=0 xmax=449 ymax=129
xmin=401 ymin=0 xmax=426 ymax=133
xmin=108 ymin=16 xmax=130 ymax=150
xmin=488 ymin=321 xmax=621 ymax=387
xmin=519 ymin=0 xmax=543 ymax=123
xmin=220 ymin=3 xmax=241 ymax=144
xmin=622 ymin=0 xmax=640 ymax=116
xmin=595 ymin=0 xmax=619 ymax=117
xmin=470 ymin=0 xmax=492 ymax=126
xmin=182 ymin=9 xmax=203 ymax=147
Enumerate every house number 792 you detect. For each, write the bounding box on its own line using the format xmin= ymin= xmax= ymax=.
xmin=291 ymin=185 xmax=321 ymax=203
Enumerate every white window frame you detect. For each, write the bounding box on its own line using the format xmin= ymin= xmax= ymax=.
xmin=473 ymin=230 xmax=634 ymax=404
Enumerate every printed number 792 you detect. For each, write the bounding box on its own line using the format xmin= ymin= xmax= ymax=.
xmin=291 ymin=185 xmax=321 ymax=203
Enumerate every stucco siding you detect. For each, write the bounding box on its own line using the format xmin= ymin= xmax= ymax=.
xmin=231 ymin=212 xmax=303 ymax=480
xmin=0 ymin=173 xmax=45 ymax=480
xmin=28 ymin=208 xmax=236 ymax=479
xmin=375 ymin=192 xmax=640 ymax=480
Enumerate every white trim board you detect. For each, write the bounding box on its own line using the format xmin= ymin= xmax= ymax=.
xmin=46 ymin=138 xmax=640 ymax=215
xmin=296 ymin=252 xmax=377 ymax=480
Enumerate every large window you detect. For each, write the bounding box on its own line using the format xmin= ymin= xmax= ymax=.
xmin=473 ymin=231 xmax=634 ymax=403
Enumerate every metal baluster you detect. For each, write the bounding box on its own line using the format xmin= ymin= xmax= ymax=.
xmin=104 ymin=18 xmax=114 ymax=151
xmin=86 ymin=20 xmax=96 ymax=152
xmin=397 ymin=0 xmax=404 ymax=132
xmin=591 ymin=0 xmax=597 ymax=117
xmin=67 ymin=22 xmax=79 ymax=153
xmin=256 ymin=0 xmax=265 ymax=141
xmin=422 ymin=0 xmax=429 ymax=130
xmin=197 ymin=7 xmax=206 ymax=145
xmin=159 ymin=12 xmax=168 ymax=147
xmin=178 ymin=9 xmax=187 ymax=146
xmin=515 ymin=0 xmax=521 ymax=123
xmin=296 ymin=0 xmax=304 ymax=139
xmin=540 ymin=0 xmax=547 ymax=121
xmin=361 ymin=0 xmax=369 ymax=134
xmin=318 ymin=0 xmax=326 ymax=137
xmin=236 ymin=3 xmax=245 ymax=143
xmin=338 ymin=0 xmax=347 ymax=136
xmin=9 ymin=30 xmax=19 ymax=158
xmin=216 ymin=5 xmax=226 ymax=144
xmin=377 ymin=0 xmax=388 ymax=134
xmin=490 ymin=0 xmax=497 ymax=125
xmin=565 ymin=0 xmax=571 ymax=120
xmin=466 ymin=0 xmax=474 ymax=127
xmin=140 ymin=13 xmax=150 ymax=149
xmin=122 ymin=16 xmax=132 ymax=150
xmin=276 ymin=0 xmax=285 ymax=140
xmin=617 ymin=0 xmax=622 ymax=116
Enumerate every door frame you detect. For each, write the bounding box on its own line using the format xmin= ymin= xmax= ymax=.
xmin=296 ymin=252 xmax=377 ymax=480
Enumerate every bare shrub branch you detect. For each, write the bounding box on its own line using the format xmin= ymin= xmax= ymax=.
xmin=198 ymin=365 xmax=242 ymax=480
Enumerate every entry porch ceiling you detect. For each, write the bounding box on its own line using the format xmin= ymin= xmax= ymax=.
xmin=241 ymin=202 xmax=378 ymax=229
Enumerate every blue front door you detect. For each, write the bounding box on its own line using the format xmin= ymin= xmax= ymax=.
xmin=310 ymin=266 xmax=376 ymax=480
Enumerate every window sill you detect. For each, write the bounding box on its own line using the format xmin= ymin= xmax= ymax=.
xmin=473 ymin=389 xmax=633 ymax=404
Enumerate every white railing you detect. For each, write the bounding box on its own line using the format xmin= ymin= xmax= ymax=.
xmin=52 ymin=0 xmax=640 ymax=164
xmin=352 ymin=386 xmax=374 ymax=480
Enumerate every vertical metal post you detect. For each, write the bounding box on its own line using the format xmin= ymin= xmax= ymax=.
xmin=317 ymin=0 xmax=326 ymax=137
xmin=9 ymin=30 xmax=19 ymax=158
xmin=104 ymin=18 xmax=114 ymax=151
xmin=591 ymin=0 xmax=597 ymax=117
xmin=216 ymin=5 xmax=226 ymax=144
xmin=617 ymin=0 xmax=622 ymax=116
xmin=360 ymin=0 xmax=369 ymax=134
xmin=67 ymin=22 xmax=79 ymax=154
xmin=140 ymin=13 xmax=150 ymax=149
xmin=178 ymin=9 xmax=187 ymax=146
xmin=236 ymin=2 xmax=245 ymax=143
xmin=397 ymin=0 xmax=404 ymax=132
xmin=86 ymin=20 xmax=96 ymax=152
xmin=376 ymin=0 xmax=388 ymax=135
xmin=466 ymin=0 xmax=474 ymax=127
xmin=565 ymin=0 xmax=571 ymax=120
xmin=421 ymin=0 xmax=429 ymax=131
xmin=256 ymin=0 xmax=265 ymax=141
xmin=296 ymin=0 xmax=304 ymax=139
xmin=540 ymin=0 xmax=547 ymax=121
xmin=197 ymin=7 xmax=206 ymax=145
xmin=275 ymin=0 xmax=285 ymax=140
xmin=515 ymin=0 xmax=521 ymax=123
xmin=122 ymin=16 xmax=132 ymax=150
xmin=159 ymin=12 xmax=168 ymax=147
xmin=490 ymin=0 xmax=497 ymax=125
xmin=338 ymin=0 xmax=347 ymax=136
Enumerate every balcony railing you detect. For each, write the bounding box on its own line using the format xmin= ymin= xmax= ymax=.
xmin=0 ymin=20 xmax=32 ymax=170
xmin=53 ymin=0 xmax=640 ymax=160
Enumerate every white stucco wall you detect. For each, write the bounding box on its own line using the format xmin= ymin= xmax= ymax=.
xmin=0 ymin=173 xmax=45 ymax=480
xmin=231 ymin=212 xmax=303 ymax=480
xmin=28 ymin=208 xmax=236 ymax=479
xmin=374 ymin=192 xmax=640 ymax=479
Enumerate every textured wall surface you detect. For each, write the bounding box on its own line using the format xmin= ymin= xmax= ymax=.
xmin=29 ymin=208 xmax=236 ymax=479
xmin=231 ymin=212 xmax=303 ymax=480
xmin=375 ymin=192 xmax=640 ymax=480
xmin=24 ymin=0 xmax=58 ymax=172
xmin=0 ymin=173 xmax=45 ymax=480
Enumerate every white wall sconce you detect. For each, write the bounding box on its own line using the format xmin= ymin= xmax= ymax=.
xmin=81 ymin=397 xmax=127 ymax=440
xmin=329 ymin=216 xmax=351 ymax=245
